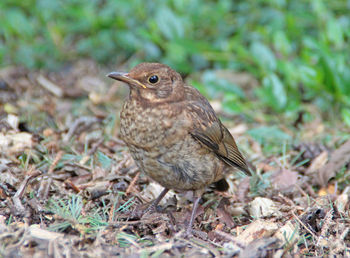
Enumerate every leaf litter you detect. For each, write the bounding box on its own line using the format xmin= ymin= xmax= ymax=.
xmin=0 ymin=62 xmax=349 ymax=257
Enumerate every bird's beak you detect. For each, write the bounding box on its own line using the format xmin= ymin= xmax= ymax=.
xmin=107 ymin=72 xmax=147 ymax=89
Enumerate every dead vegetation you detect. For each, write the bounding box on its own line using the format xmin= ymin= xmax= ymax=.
xmin=0 ymin=61 xmax=349 ymax=257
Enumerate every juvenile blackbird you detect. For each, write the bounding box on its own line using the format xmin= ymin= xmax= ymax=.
xmin=108 ymin=63 xmax=250 ymax=235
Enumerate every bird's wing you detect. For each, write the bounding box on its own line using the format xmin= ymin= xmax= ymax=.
xmin=184 ymin=86 xmax=250 ymax=175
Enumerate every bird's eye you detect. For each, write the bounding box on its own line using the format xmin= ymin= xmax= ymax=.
xmin=148 ymin=75 xmax=159 ymax=84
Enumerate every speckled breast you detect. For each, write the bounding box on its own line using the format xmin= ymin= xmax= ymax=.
xmin=119 ymin=99 xmax=224 ymax=191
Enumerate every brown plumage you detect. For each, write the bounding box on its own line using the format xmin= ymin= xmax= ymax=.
xmin=108 ymin=63 xmax=250 ymax=235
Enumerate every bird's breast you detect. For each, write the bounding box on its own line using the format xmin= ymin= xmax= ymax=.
xmin=119 ymin=99 xmax=185 ymax=150
xmin=118 ymin=99 xmax=226 ymax=191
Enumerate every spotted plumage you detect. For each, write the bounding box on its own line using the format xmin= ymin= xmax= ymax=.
xmin=108 ymin=62 xmax=250 ymax=235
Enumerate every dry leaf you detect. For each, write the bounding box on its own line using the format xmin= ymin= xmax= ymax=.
xmin=306 ymin=151 xmax=328 ymax=174
xmin=239 ymin=237 xmax=279 ymax=258
xmin=0 ymin=132 xmax=33 ymax=154
xmin=6 ymin=114 xmax=19 ymax=130
xmin=335 ymin=194 xmax=348 ymax=213
xmin=141 ymin=182 xmax=174 ymax=205
xmin=236 ymin=219 xmax=279 ymax=244
xmin=273 ymin=221 xmax=299 ymax=247
xmin=29 ymin=225 xmax=63 ymax=240
xmin=317 ymin=140 xmax=350 ymax=186
xmin=271 ymin=169 xmax=299 ymax=192
xmin=248 ymin=197 xmax=282 ymax=218
xmin=318 ymin=184 xmax=337 ymax=196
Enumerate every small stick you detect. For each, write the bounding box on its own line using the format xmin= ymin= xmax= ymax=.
xmin=65 ymin=179 xmax=81 ymax=193
xmin=12 ymin=168 xmax=41 ymax=215
xmin=136 ymin=242 xmax=173 ymax=255
xmin=37 ymin=151 xmax=64 ymax=199
xmin=48 ymin=151 xmax=64 ymax=174
xmin=316 ymin=209 xmax=333 ymax=246
xmin=87 ymin=138 xmax=104 ymax=156
xmin=295 ymin=184 xmax=309 ymax=198
xmin=125 ymin=172 xmax=140 ymax=195
xmin=292 ymin=210 xmax=318 ymax=239
xmin=37 ymin=75 xmax=63 ymax=97
xmin=213 ymin=230 xmax=246 ymax=250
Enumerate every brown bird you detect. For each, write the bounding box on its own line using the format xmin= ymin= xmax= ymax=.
xmin=108 ymin=63 xmax=250 ymax=235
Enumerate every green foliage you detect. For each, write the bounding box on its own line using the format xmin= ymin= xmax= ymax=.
xmin=248 ymin=125 xmax=292 ymax=153
xmin=249 ymin=171 xmax=271 ymax=197
xmin=47 ymin=194 xmax=135 ymax=234
xmin=116 ymin=232 xmax=139 ymax=248
xmin=97 ymin=151 xmax=112 ymax=169
xmin=1 ymin=0 xmax=349 ymax=122
xmin=47 ymin=195 xmax=109 ymax=233
xmin=47 ymin=195 xmax=87 ymax=232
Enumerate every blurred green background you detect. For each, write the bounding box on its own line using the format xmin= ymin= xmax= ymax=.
xmin=1 ymin=0 xmax=350 ymax=124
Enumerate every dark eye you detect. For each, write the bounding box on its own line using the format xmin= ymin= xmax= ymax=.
xmin=148 ymin=75 xmax=159 ymax=84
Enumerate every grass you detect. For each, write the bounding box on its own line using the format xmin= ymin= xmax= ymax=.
xmin=47 ymin=193 xmax=135 ymax=234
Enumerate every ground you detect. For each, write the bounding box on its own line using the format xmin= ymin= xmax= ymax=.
xmin=0 ymin=61 xmax=349 ymax=257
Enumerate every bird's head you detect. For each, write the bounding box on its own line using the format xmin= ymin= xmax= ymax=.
xmin=107 ymin=63 xmax=185 ymax=103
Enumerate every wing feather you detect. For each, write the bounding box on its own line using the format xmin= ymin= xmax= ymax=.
xmin=184 ymin=86 xmax=250 ymax=175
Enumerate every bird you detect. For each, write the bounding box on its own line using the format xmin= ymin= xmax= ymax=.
xmin=107 ymin=63 xmax=250 ymax=235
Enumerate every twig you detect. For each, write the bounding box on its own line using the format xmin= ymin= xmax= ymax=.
xmin=65 ymin=179 xmax=81 ymax=193
xmin=213 ymin=230 xmax=246 ymax=250
xmin=316 ymin=209 xmax=333 ymax=246
xmin=295 ymin=184 xmax=309 ymax=198
xmin=339 ymin=227 xmax=349 ymax=241
xmin=87 ymin=138 xmax=104 ymax=155
xmin=37 ymin=75 xmax=63 ymax=97
xmin=136 ymin=242 xmax=173 ymax=254
xmin=48 ymin=151 xmax=64 ymax=174
xmin=79 ymin=138 xmax=104 ymax=165
xmin=125 ymin=172 xmax=140 ymax=195
xmin=110 ymin=137 xmax=126 ymax=146
xmin=12 ymin=168 xmax=41 ymax=215
xmin=37 ymin=151 xmax=64 ymax=199
xmin=179 ymin=236 xmax=221 ymax=257
xmin=291 ymin=210 xmax=318 ymax=239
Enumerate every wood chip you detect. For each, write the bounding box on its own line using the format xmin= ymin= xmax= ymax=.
xmin=29 ymin=225 xmax=63 ymax=240
xmin=236 ymin=220 xmax=279 ymax=245
xmin=37 ymin=75 xmax=63 ymax=97
xmin=248 ymin=197 xmax=282 ymax=218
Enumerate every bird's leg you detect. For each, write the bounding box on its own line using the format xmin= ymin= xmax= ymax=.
xmin=144 ymin=188 xmax=169 ymax=213
xmin=186 ymin=192 xmax=202 ymax=236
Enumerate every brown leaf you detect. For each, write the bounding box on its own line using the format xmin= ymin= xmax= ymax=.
xmin=236 ymin=220 xmax=279 ymax=245
xmin=306 ymin=151 xmax=328 ymax=174
xmin=239 ymin=237 xmax=279 ymax=258
xmin=317 ymin=140 xmax=350 ymax=186
xmin=271 ymin=169 xmax=299 ymax=192
xmin=236 ymin=177 xmax=250 ymax=202
xmin=217 ymin=198 xmax=235 ymax=228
